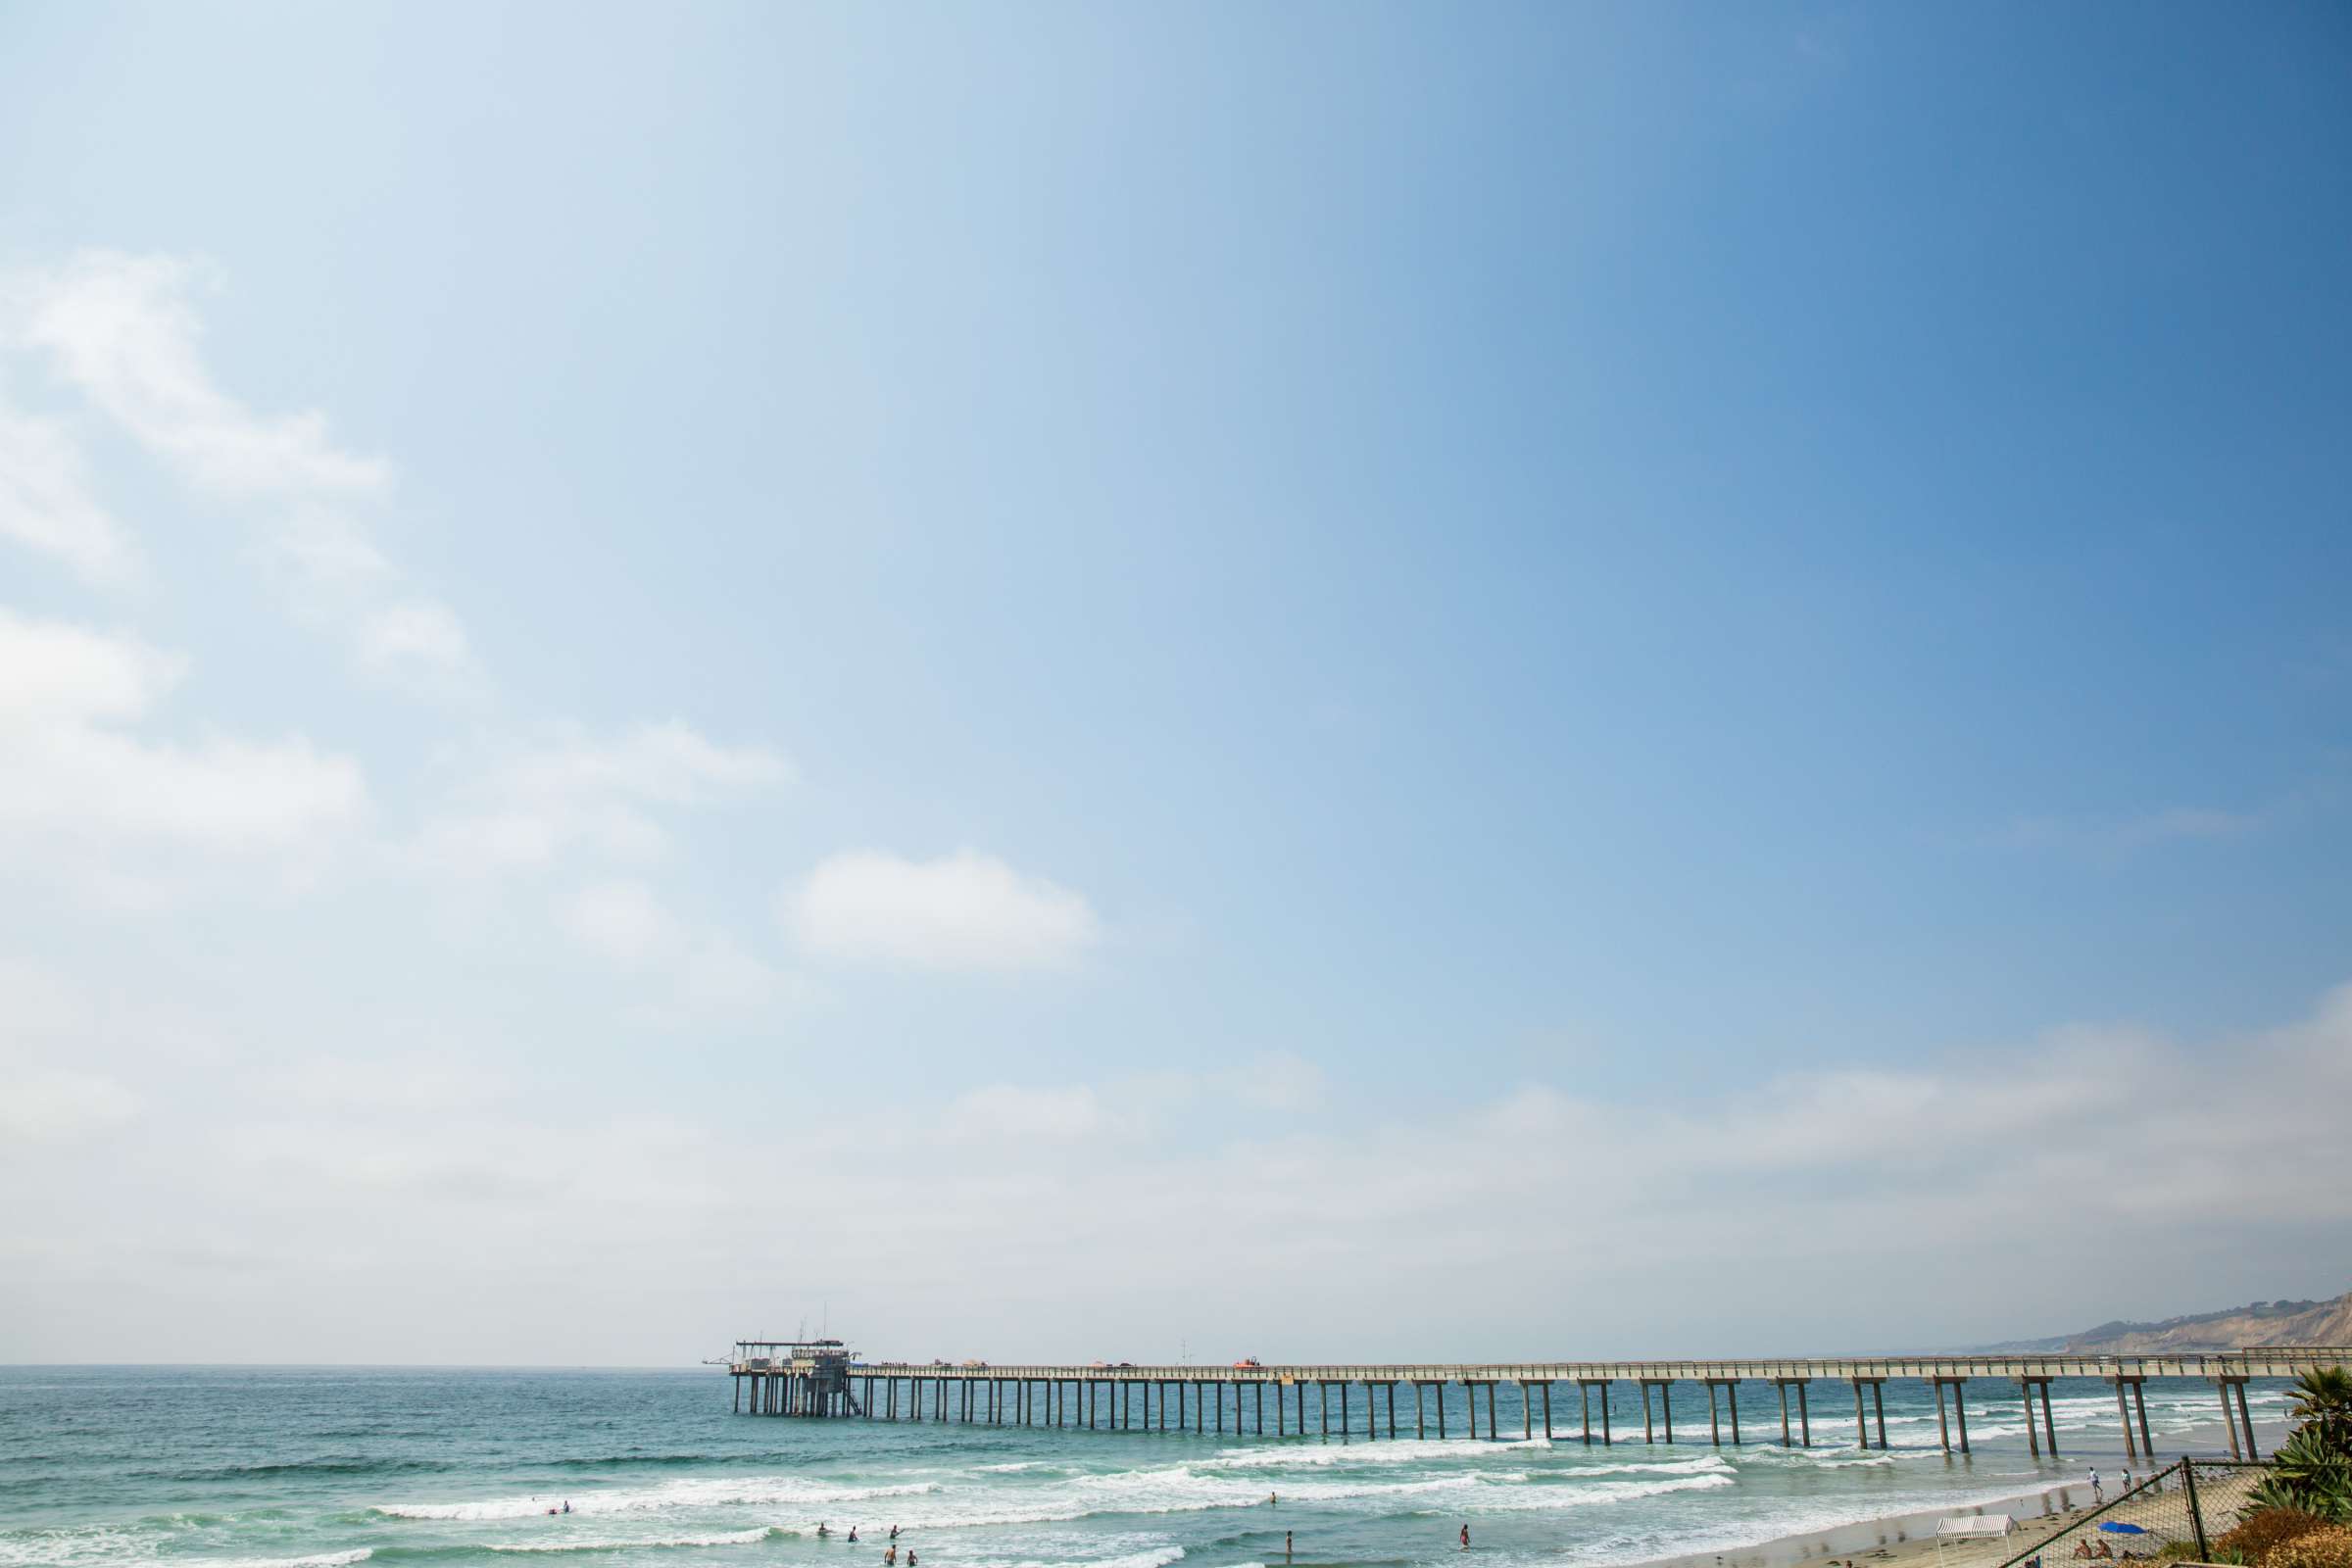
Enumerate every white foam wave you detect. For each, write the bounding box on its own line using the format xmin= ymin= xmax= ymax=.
xmin=486 ymin=1530 xmax=772 ymax=1553
xmin=0 ymin=1529 xmax=174 ymax=1568
xmin=950 ymin=1547 xmax=1185 ymax=1568
xmin=1570 ymin=1456 xmax=1735 ymax=1478
xmin=1206 ymin=1438 xmax=1552 ymax=1469
xmin=373 ymin=1477 xmax=936 ymax=1521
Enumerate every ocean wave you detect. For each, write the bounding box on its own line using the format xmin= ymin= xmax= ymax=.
xmin=372 ymin=1477 xmax=939 ymax=1521
xmin=0 ymin=1527 xmax=172 ymax=1568
xmin=950 ymin=1546 xmax=1185 ymax=1568
xmin=1205 ymin=1438 xmax=1552 ymax=1469
xmin=1735 ymin=1446 xmax=1900 ymax=1470
xmin=484 ymin=1529 xmax=780 ymax=1553
xmin=165 ymin=1460 xmax=454 ymax=1482
xmin=1565 ymin=1456 xmax=1735 ymax=1478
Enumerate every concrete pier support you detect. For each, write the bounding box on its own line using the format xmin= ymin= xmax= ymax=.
xmin=1774 ymin=1378 xmax=1812 ymax=1446
xmin=1413 ymin=1382 xmax=1427 ymax=1440
xmin=1436 ymin=1380 xmax=1448 ymax=1439
xmin=1577 ymin=1378 xmax=1612 ymax=1445
xmin=2114 ymin=1378 xmax=2138 ymax=1458
xmin=2018 ymin=1377 xmax=2057 ymax=1457
xmin=2217 ymin=1378 xmax=2258 ymax=1458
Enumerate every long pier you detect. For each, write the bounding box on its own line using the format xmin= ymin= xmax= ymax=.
xmin=729 ymin=1344 xmax=2350 ymax=1463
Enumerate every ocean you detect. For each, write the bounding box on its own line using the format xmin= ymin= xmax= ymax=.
xmin=0 ymin=1368 xmax=2292 ymax=1568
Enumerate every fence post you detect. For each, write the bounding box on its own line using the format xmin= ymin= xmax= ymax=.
xmin=2180 ymin=1459 xmax=2208 ymax=1564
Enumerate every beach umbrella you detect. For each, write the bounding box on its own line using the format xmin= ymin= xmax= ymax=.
xmin=2098 ymin=1523 xmax=2149 ymax=1535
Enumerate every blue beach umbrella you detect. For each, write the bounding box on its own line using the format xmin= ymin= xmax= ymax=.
xmin=2099 ymin=1523 xmax=2149 ymax=1535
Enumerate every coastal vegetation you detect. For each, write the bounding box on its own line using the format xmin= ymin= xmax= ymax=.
xmin=2250 ymin=1370 xmax=2352 ymax=1523
xmin=2178 ymin=1371 xmax=2352 ymax=1568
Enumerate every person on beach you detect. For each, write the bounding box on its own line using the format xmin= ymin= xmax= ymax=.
xmin=890 ymin=1527 xmax=900 ymax=1542
xmin=849 ymin=1529 xmax=859 ymax=1544
xmin=817 ymin=1524 xmax=831 ymax=1540
xmin=906 ymin=1551 xmax=918 ymax=1566
xmin=562 ymin=1503 xmax=570 ymax=1515
xmin=1269 ymin=1492 xmax=1278 ymax=1506
xmin=1285 ymin=1529 xmax=1294 ymax=1563
xmin=2090 ymin=1470 xmax=2101 ymax=1503
xmin=2073 ymin=1540 xmax=2092 ymax=1558
xmin=2121 ymin=1469 xmax=2132 ymax=1494
xmin=1460 ymin=1523 xmax=1471 ymax=1550
xmin=884 ymin=1550 xmax=896 ymax=1566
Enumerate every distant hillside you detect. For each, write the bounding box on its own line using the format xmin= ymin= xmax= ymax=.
xmin=1981 ymin=1291 xmax=2352 ymax=1353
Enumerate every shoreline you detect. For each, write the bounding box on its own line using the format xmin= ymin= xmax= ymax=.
xmin=1629 ymin=1480 xmax=2121 ymax=1568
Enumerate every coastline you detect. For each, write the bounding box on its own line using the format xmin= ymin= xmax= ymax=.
xmin=1634 ymin=1480 xmax=2106 ymax=1568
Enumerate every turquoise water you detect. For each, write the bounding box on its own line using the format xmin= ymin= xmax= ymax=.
xmin=0 ymin=1369 xmax=2292 ymax=1568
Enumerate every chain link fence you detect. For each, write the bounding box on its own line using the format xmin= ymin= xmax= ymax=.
xmin=1995 ymin=1460 xmax=2277 ymax=1568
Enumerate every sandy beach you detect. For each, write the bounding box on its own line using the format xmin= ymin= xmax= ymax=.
xmin=1640 ymin=1482 xmax=2119 ymax=1568
xmin=1642 ymin=1467 xmax=2261 ymax=1568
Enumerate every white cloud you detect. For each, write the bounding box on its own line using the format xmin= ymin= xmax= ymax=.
xmin=0 ymin=610 xmax=366 ymax=898
xmin=0 ymin=1062 xmax=138 ymax=1146
xmin=556 ymin=878 xmax=799 ymax=1023
xmin=5 ymin=250 xmax=475 ymax=693
xmin=560 ymin=879 xmax=682 ymax=963
xmin=12 ymin=252 xmax=388 ymax=501
xmin=416 ymin=722 xmax=792 ymax=876
xmin=945 ymin=1084 xmax=1110 ymax=1141
xmin=0 ymin=402 xmax=145 ymax=588
xmin=0 ymin=961 xmax=140 ymax=1149
xmin=0 ymin=611 xmax=183 ymax=725
xmin=786 ymin=848 xmax=1101 ymax=972
xmin=356 ymin=599 xmax=474 ymax=692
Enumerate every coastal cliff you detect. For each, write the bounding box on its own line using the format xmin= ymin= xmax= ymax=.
xmin=1984 ymin=1290 xmax=2352 ymax=1353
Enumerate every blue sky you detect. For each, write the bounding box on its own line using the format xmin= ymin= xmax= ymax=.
xmin=1 ymin=1 xmax=2347 ymax=1364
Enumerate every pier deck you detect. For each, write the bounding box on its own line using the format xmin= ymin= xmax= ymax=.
xmin=729 ymin=1345 xmax=2350 ymax=1459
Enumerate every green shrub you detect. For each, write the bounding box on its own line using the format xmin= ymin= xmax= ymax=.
xmin=2251 ymin=1429 xmax=2352 ymax=1524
